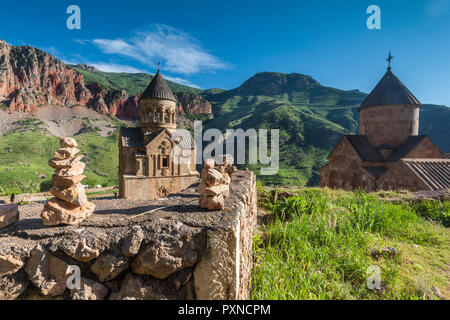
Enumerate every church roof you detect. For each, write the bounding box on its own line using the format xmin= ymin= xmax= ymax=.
xmin=402 ymin=159 xmax=450 ymax=190
xmin=362 ymin=166 xmax=388 ymax=179
xmin=345 ymin=135 xmax=385 ymax=162
xmin=359 ymin=69 xmax=421 ymax=111
xmin=388 ymin=135 xmax=428 ymax=162
xmin=141 ymin=70 xmax=177 ymax=102
xmin=120 ymin=127 xmax=194 ymax=149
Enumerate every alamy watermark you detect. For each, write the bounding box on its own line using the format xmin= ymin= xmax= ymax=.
xmin=66 ymin=5 xmax=81 ymax=30
xmin=367 ymin=5 xmax=381 ymax=30
xmin=170 ymin=121 xmax=280 ymax=175
xmin=66 ymin=265 xmax=81 ymax=290
xmin=366 ymin=265 xmax=381 ymax=290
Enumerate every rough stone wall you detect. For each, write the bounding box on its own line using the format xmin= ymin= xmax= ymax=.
xmin=359 ymin=104 xmax=420 ymax=147
xmin=193 ymin=170 xmax=257 ymax=299
xmin=320 ymin=138 xmax=375 ymax=191
xmin=0 ymin=170 xmax=257 ymax=300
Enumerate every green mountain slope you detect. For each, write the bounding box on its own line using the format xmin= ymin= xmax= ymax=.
xmin=68 ymin=64 xmax=202 ymax=96
xmin=202 ymin=72 xmax=449 ymax=186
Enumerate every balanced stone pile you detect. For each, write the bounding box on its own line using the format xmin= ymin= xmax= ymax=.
xmin=216 ymin=154 xmax=237 ymax=197
xmin=41 ymin=137 xmax=95 ymax=226
xmin=199 ymin=158 xmax=230 ymax=211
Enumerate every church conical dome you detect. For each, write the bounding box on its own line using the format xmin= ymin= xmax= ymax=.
xmin=141 ymin=70 xmax=177 ymax=102
xmin=359 ymin=69 xmax=421 ymax=111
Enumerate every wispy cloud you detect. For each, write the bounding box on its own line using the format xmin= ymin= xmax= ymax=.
xmin=91 ymin=24 xmax=230 ymax=75
xmin=164 ymin=75 xmax=202 ymax=89
xmin=89 ymin=62 xmax=145 ymax=73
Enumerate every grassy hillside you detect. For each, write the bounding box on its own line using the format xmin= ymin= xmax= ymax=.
xmin=68 ymin=64 xmax=202 ymax=96
xmin=252 ymin=187 xmax=449 ymax=299
xmin=0 ymin=129 xmax=119 ymax=196
xmin=420 ymin=104 xmax=450 ymax=152
xmin=203 ymin=72 xmax=367 ymax=186
xmin=202 ymin=72 xmax=450 ymax=186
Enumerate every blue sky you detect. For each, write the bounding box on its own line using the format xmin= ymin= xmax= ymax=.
xmin=1 ymin=0 xmax=450 ymax=105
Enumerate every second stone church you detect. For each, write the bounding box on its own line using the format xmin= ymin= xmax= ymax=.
xmin=320 ymin=61 xmax=449 ymax=192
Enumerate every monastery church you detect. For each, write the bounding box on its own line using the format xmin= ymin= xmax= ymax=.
xmin=119 ymin=67 xmax=199 ymax=200
xmin=321 ymin=58 xmax=450 ymax=192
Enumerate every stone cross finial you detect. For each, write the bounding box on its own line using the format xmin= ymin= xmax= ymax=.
xmin=387 ymin=52 xmax=393 ymax=71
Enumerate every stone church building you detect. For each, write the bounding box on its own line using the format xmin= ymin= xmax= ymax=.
xmin=320 ymin=65 xmax=450 ymax=192
xmin=119 ymin=68 xmax=199 ymax=200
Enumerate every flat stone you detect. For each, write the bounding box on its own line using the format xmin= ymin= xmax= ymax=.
xmin=198 ymin=182 xmax=229 ymax=196
xmin=50 ymin=183 xmax=88 ymax=206
xmin=60 ymin=137 xmax=78 ymax=148
xmin=131 ymin=241 xmax=198 ymax=279
xmin=0 ymin=255 xmax=24 ymax=277
xmin=371 ymin=246 xmax=399 ymax=259
xmin=62 ymin=237 xmax=100 ymax=262
xmin=41 ymin=199 xmax=95 ymax=226
xmin=52 ymin=174 xmax=85 ymax=188
xmin=111 ymin=273 xmax=182 ymax=300
xmin=0 ymin=204 xmax=19 ymax=229
xmin=204 ymin=169 xmax=223 ymax=186
xmin=48 ymin=155 xmax=83 ymax=169
xmin=53 ymin=147 xmax=80 ymax=160
xmin=56 ymin=161 xmax=86 ymax=176
xmin=90 ymin=254 xmax=129 ymax=282
xmin=70 ymin=277 xmax=108 ymax=300
xmin=0 ymin=272 xmax=28 ymax=300
xmin=121 ymin=226 xmax=145 ymax=257
xmin=24 ymin=246 xmax=71 ymax=296
xmin=199 ymin=193 xmax=225 ymax=211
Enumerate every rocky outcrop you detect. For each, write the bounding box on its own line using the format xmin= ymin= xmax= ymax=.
xmin=0 ymin=170 xmax=257 ymax=300
xmin=0 ymin=40 xmax=213 ymax=118
xmin=0 ymin=40 xmax=91 ymax=112
xmin=176 ymin=92 xmax=212 ymax=114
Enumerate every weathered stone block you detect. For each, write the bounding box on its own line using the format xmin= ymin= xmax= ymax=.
xmin=41 ymin=198 xmax=95 ymax=226
xmin=50 ymin=183 xmax=88 ymax=206
xmin=24 ymin=246 xmax=71 ymax=296
xmin=0 ymin=255 xmax=24 ymax=277
xmin=0 ymin=204 xmax=19 ymax=229
xmin=90 ymin=254 xmax=129 ymax=282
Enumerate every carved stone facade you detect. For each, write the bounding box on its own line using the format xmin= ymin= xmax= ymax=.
xmin=119 ymin=69 xmax=199 ymax=200
xmin=321 ymin=67 xmax=449 ymax=192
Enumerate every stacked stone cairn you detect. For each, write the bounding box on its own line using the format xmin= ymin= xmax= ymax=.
xmin=41 ymin=137 xmax=95 ymax=226
xmin=216 ymin=154 xmax=237 ymax=196
xmin=199 ymin=156 xmax=238 ymax=211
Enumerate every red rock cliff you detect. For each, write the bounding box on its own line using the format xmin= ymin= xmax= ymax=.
xmin=0 ymin=40 xmax=212 ymax=118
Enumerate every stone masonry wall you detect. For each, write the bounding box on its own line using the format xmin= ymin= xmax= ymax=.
xmin=0 ymin=170 xmax=257 ymax=300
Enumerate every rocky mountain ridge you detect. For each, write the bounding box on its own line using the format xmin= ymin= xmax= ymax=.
xmin=0 ymin=40 xmax=212 ymax=118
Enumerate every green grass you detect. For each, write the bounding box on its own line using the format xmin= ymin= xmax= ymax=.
xmin=0 ymin=130 xmax=119 ymax=196
xmin=251 ymin=188 xmax=449 ymax=300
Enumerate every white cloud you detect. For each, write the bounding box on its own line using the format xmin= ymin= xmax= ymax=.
xmin=91 ymin=24 xmax=229 ymax=75
xmin=89 ymin=62 xmax=145 ymax=73
xmin=164 ymin=75 xmax=202 ymax=89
